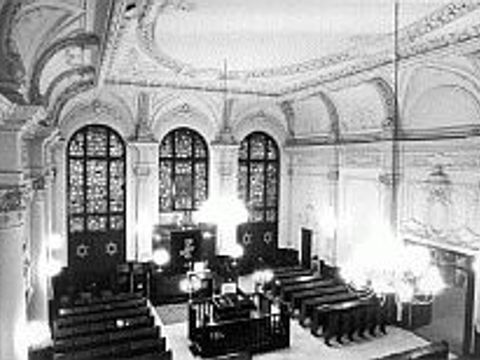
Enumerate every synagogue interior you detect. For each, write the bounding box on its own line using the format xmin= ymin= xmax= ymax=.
xmin=2 ymin=0 xmax=480 ymax=359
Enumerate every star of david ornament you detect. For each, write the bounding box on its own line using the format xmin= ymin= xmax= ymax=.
xmin=76 ymin=244 xmax=89 ymax=258
xmin=105 ymin=241 xmax=118 ymax=256
xmin=242 ymin=232 xmax=252 ymax=246
xmin=263 ymin=231 xmax=272 ymax=244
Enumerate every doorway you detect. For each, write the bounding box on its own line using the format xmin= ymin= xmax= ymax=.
xmin=301 ymin=228 xmax=312 ymax=269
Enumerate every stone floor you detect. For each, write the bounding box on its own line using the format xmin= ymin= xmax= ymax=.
xmin=162 ymin=321 xmax=438 ymax=360
xmin=156 ymin=274 xmax=460 ymax=359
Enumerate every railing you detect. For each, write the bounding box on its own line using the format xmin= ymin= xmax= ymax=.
xmin=188 ymin=293 xmax=289 ymax=358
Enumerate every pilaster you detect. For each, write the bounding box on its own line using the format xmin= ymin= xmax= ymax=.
xmin=127 ymin=140 xmax=159 ymax=262
xmin=27 ymin=178 xmax=48 ymax=324
xmin=210 ymin=137 xmax=240 ymax=255
xmin=0 ymin=185 xmax=30 ymax=360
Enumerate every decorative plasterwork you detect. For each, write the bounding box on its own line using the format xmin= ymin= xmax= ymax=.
xmin=341 ymin=145 xmax=383 ymax=169
xmin=0 ymin=93 xmax=14 ymax=123
xmin=279 ymin=100 xmax=295 ymax=137
xmin=0 ymin=0 xmax=26 ymax=92
xmin=401 ymin=218 xmax=480 ymax=254
xmin=29 ymin=32 xmax=99 ymax=104
xmin=0 ymin=184 xmax=31 ymax=213
xmin=370 ymin=77 xmax=396 ymax=131
xmin=101 ymin=0 xmax=480 ymax=97
xmin=47 ymin=77 xmax=96 ymax=126
xmin=135 ymin=1 xmax=480 ymax=80
xmin=59 ymin=98 xmax=135 ymax=140
xmin=134 ymin=91 xmax=155 ymax=141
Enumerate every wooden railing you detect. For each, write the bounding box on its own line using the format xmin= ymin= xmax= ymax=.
xmin=188 ymin=293 xmax=289 ymax=358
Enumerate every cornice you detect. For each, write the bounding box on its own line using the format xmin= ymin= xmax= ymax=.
xmin=105 ymin=24 xmax=480 ymax=99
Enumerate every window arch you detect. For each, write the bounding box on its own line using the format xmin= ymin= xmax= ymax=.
xmin=238 ymin=131 xmax=280 ymax=223
xmin=67 ymin=125 xmax=126 ymax=271
xmin=67 ymin=125 xmax=126 ymax=234
xmin=159 ymin=127 xmax=209 ymax=213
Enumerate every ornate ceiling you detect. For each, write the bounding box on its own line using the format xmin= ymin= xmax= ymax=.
xmin=101 ymin=0 xmax=480 ymax=97
xmin=2 ymin=0 xmax=480 ymax=132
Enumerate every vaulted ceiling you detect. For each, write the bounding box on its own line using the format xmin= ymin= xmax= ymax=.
xmin=2 ymin=0 xmax=480 ymax=131
xmin=102 ymin=0 xmax=480 ymax=97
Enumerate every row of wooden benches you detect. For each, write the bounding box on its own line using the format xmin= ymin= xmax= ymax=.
xmin=52 ymin=292 xmax=172 ymax=360
xmin=271 ymin=266 xmax=389 ymax=346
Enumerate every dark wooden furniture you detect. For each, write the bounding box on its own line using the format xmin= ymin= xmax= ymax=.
xmin=154 ymin=224 xmax=217 ymax=273
xmin=290 ymin=284 xmax=348 ymax=310
xmin=280 ymin=278 xmax=337 ymax=302
xmin=188 ymin=292 xmax=290 ymax=358
xmin=313 ymin=297 xmax=387 ymax=345
xmin=300 ymin=291 xmax=359 ymax=326
xmin=52 ymin=292 xmax=172 ymax=360
xmin=400 ymin=300 xmax=433 ymax=330
xmin=236 ymin=222 xmax=278 ymax=273
xmin=212 ymin=292 xmax=256 ymax=321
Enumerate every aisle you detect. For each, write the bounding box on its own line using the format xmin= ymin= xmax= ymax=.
xmin=162 ymin=321 xmax=433 ymax=360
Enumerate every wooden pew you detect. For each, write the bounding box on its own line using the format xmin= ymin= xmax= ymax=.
xmin=280 ymin=278 xmax=337 ymax=302
xmin=56 ymin=307 xmax=150 ymax=328
xmin=53 ymin=292 xmax=171 ymax=360
xmin=290 ymin=284 xmax=348 ymax=310
xmin=318 ymin=297 xmax=387 ymax=345
xmin=273 ymin=269 xmax=315 ymax=281
xmin=54 ymin=314 xmax=154 ymax=340
xmin=54 ymin=337 xmax=167 ymax=360
xmin=300 ymin=291 xmax=359 ymax=326
xmin=272 ymin=266 xmax=304 ymax=275
xmin=59 ymin=296 xmax=146 ymax=317
xmin=55 ymin=327 xmax=160 ymax=352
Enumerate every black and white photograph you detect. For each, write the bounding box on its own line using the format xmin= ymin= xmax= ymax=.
xmin=0 ymin=1 xmax=480 ymax=359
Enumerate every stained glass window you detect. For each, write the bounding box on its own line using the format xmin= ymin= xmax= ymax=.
xmin=159 ymin=127 xmax=208 ymax=212
xmin=238 ymin=132 xmax=280 ymax=223
xmin=67 ymin=125 xmax=126 ymax=234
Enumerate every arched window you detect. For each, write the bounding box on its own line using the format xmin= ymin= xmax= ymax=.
xmin=67 ymin=125 xmax=126 ymax=270
xmin=238 ymin=132 xmax=280 ymax=223
xmin=159 ymin=127 xmax=209 ymax=213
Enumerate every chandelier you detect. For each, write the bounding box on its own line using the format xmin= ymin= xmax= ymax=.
xmin=341 ymin=231 xmax=445 ymax=305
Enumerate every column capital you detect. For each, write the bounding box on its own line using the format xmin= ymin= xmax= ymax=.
xmin=378 ymin=172 xmax=401 ymax=186
xmin=0 ymin=184 xmax=31 ymax=229
xmin=326 ymin=169 xmax=340 ymax=181
xmin=211 ymin=129 xmax=238 ymax=146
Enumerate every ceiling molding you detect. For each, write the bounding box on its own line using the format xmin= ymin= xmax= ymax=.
xmin=28 ymin=32 xmax=99 ymax=104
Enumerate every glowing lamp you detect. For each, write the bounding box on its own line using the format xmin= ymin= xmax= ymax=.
xmin=406 ymin=246 xmax=431 ymax=277
xmin=195 ymin=195 xmax=248 ymax=226
xmin=20 ymin=321 xmax=51 ymax=349
xmin=417 ymin=266 xmax=444 ymax=296
xmin=253 ymin=269 xmax=274 ymax=285
xmin=179 ymin=276 xmax=201 ymax=293
xmin=44 ymin=258 xmax=63 ymax=277
xmin=152 ymin=248 xmax=170 ymax=267
xmin=49 ymin=234 xmax=63 ymax=250
xmin=229 ymin=243 xmax=244 ymax=259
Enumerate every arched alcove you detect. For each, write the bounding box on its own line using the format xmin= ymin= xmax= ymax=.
xmin=407 ymin=86 xmax=480 ymax=130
